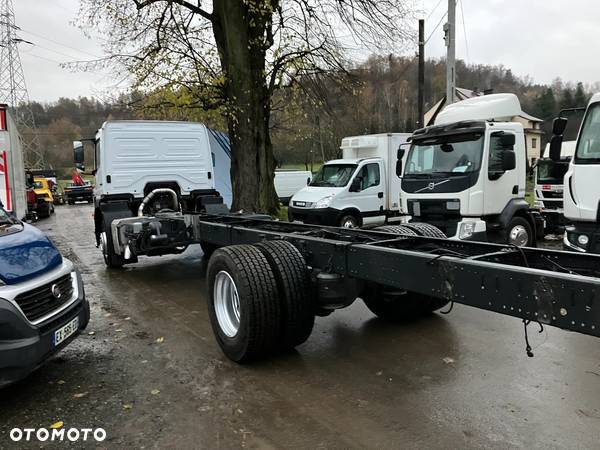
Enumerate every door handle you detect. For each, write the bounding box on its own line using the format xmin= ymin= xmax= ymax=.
xmin=378 ymin=192 xmax=383 ymax=199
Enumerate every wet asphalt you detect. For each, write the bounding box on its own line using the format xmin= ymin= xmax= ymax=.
xmin=1 ymin=204 xmax=600 ymax=449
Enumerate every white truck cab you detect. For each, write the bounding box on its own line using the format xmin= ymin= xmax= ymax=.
xmin=74 ymin=120 xmax=232 ymax=267
xmin=288 ymin=133 xmax=411 ymax=228
xmin=534 ymin=141 xmax=576 ymax=234
xmin=559 ymin=93 xmax=600 ymax=252
xmin=401 ymin=94 xmax=540 ymax=246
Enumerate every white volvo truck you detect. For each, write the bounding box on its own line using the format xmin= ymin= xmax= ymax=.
xmin=557 ymin=93 xmax=600 ymax=253
xmin=74 ymin=120 xmax=231 ymax=267
xmin=400 ymin=94 xmax=543 ymax=246
xmin=288 ymin=133 xmax=411 ymax=228
xmin=0 ymin=104 xmax=26 ymax=219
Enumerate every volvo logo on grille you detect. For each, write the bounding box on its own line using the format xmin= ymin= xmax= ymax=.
xmin=51 ymin=284 xmax=62 ymax=299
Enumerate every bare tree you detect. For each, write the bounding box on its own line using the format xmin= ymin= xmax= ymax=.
xmin=77 ymin=0 xmax=415 ymax=213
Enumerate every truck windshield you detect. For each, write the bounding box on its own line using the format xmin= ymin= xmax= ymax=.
xmin=310 ymin=164 xmax=357 ymax=187
xmin=576 ymin=103 xmax=600 ymax=162
xmin=404 ymin=134 xmax=484 ymax=177
xmin=536 ymin=159 xmax=570 ymax=185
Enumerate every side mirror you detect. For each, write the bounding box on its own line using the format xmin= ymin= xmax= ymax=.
xmin=552 ymin=117 xmax=568 ymax=135
xmin=306 ymin=177 xmax=310 ymax=185
xmin=396 ymin=159 xmax=403 ymax=177
xmin=397 ymin=148 xmax=405 ymax=160
xmin=502 ymin=150 xmax=516 ymax=171
xmin=73 ymin=140 xmax=84 ymax=165
xmin=499 ymin=133 xmax=515 ymax=148
xmin=549 ymin=134 xmax=563 ymax=161
xmin=349 ymin=177 xmax=362 ymax=192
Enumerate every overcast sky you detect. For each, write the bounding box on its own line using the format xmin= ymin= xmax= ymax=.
xmin=9 ymin=0 xmax=600 ymax=102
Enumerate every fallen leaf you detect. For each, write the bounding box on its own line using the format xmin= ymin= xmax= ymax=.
xmin=123 ymin=404 xmax=133 ymax=410
xmin=115 ymin=329 xmax=123 ymax=332
xmin=141 ymin=360 xmax=148 ymax=364
xmin=443 ymin=357 xmax=455 ymax=364
xmin=73 ymin=392 xmax=88 ymax=399
xmin=104 ymin=313 xmax=112 ymax=318
xmin=50 ymin=421 xmax=63 ymax=429
xmin=88 ymin=331 xmax=95 ymax=336
xmin=57 ymin=380 xmax=66 ymax=385
xmin=150 ymin=389 xmax=160 ymax=395
xmin=376 ymin=371 xmax=383 ymax=376
xmin=124 ymin=317 xmax=131 ymax=321
xmin=155 ymin=337 xmax=164 ymax=343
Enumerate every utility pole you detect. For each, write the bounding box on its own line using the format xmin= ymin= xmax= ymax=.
xmin=417 ymin=19 xmax=425 ymax=128
xmin=0 ymin=0 xmax=45 ymax=169
xmin=444 ymin=0 xmax=456 ymax=105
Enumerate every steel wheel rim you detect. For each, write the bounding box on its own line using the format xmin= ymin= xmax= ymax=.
xmin=214 ymin=270 xmax=241 ymax=337
xmin=100 ymin=232 xmax=108 ymax=258
xmin=342 ymin=217 xmax=357 ymax=228
xmin=509 ymin=225 xmax=528 ymax=247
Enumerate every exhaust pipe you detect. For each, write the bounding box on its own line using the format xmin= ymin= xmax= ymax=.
xmin=138 ymin=188 xmax=179 ymax=217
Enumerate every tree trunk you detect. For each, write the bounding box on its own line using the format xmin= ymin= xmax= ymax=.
xmin=211 ymin=0 xmax=279 ymax=214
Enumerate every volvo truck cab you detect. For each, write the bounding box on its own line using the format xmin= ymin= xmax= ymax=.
xmin=401 ymin=94 xmax=541 ymax=246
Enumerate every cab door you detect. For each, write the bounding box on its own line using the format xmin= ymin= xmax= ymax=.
xmin=483 ymin=131 xmax=521 ymax=215
xmin=350 ymin=161 xmax=386 ymax=225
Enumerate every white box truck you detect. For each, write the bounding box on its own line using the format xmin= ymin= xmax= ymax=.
xmin=0 ymin=104 xmax=26 ymax=219
xmin=288 ymin=133 xmax=411 ymax=228
xmin=73 ymin=120 xmax=231 ymax=267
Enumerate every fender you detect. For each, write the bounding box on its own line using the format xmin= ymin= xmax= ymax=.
xmin=94 ymin=201 xmax=132 ymax=247
xmin=497 ymin=198 xmax=531 ymax=228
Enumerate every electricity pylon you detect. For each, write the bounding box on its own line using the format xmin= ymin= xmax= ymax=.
xmin=0 ymin=0 xmax=45 ymax=169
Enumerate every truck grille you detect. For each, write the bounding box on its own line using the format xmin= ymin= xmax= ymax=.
xmin=542 ymin=191 xmax=562 ymax=199
xmin=14 ymin=274 xmax=74 ymax=323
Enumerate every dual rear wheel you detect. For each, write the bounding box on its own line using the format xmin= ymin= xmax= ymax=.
xmin=207 ymin=241 xmax=315 ymax=362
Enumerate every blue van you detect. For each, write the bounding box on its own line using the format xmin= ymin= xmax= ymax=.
xmin=0 ymin=204 xmax=89 ymax=387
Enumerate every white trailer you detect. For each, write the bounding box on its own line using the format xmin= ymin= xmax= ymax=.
xmin=0 ymin=105 xmax=26 ymax=219
xmin=288 ymin=133 xmax=411 ymax=228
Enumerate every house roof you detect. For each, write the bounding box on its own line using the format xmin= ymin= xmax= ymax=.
xmin=517 ymin=111 xmax=543 ymax=123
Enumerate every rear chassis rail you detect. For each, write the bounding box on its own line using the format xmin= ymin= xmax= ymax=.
xmin=122 ymin=212 xmax=600 ymax=339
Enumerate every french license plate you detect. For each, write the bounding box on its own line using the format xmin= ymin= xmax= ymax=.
xmin=53 ymin=317 xmax=79 ymax=348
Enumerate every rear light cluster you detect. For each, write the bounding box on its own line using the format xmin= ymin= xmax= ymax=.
xmin=0 ymin=107 xmax=6 ymax=131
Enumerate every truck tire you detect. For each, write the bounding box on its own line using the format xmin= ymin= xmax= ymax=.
xmin=504 ymin=216 xmax=533 ymax=247
xmin=255 ymin=240 xmax=315 ymax=349
xmin=68 ymin=199 xmax=75 ymax=205
xmin=404 ymin=222 xmax=447 ymax=239
xmin=338 ymin=213 xmax=360 ymax=228
xmin=207 ymin=245 xmax=282 ymax=362
xmin=361 ymin=282 xmax=449 ymax=321
xmin=374 ymin=225 xmax=418 ymax=236
xmin=101 ymin=219 xmax=125 ymax=268
xmin=38 ymin=202 xmax=51 ymax=218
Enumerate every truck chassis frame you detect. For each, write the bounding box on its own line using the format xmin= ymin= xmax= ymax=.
xmin=114 ymin=210 xmax=600 ymax=342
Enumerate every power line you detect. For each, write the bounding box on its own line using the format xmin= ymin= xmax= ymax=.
xmin=425 ymin=10 xmax=447 ymax=45
xmin=19 ymin=28 xmax=101 ymax=59
xmin=20 ymin=51 xmax=63 ymax=64
xmin=426 ymin=0 xmax=444 ymax=21
xmin=459 ymin=0 xmax=470 ymax=62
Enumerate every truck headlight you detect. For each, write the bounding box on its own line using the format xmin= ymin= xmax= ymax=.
xmin=313 ymin=196 xmax=333 ymax=209
xmin=578 ymin=234 xmax=589 ymax=246
xmin=458 ymin=222 xmax=475 ymax=240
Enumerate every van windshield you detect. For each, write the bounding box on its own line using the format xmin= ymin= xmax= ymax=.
xmin=536 ymin=159 xmax=570 ymax=185
xmin=404 ymin=134 xmax=484 ymax=177
xmin=310 ymin=164 xmax=357 ymax=187
xmin=576 ymin=103 xmax=600 ymax=162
